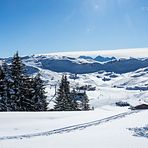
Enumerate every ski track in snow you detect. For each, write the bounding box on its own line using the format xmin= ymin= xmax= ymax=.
xmin=0 ymin=110 xmax=140 ymax=141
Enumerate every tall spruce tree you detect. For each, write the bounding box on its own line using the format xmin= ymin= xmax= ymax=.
xmin=54 ymin=75 xmax=73 ymax=111
xmin=9 ymin=52 xmax=35 ymax=111
xmin=10 ymin=52 xmax=25 ymax=111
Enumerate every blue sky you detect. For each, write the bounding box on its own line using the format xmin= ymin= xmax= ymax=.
xmin=0 ymin=0 xmax=148 ymax=57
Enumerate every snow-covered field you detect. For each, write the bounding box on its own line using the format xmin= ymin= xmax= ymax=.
xmin=0 ymin=107 xmax=147 ymax=148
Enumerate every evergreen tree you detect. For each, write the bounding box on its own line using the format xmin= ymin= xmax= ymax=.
xmin=70 ymin=89 xmax=79 ymax=111
xmin=31 ymin=73 xmax=48 ymax=111
xmin=0 ymin=66 xmax=7 ymax=111
xmin=54 ymin=75 xmax=73 ymax=111
xmin=81 ymin=91 xmax=90 ymax=111
xmin=20 ymin=76 xmax=36 ymax=111
xmin=10 ymin=52 xmax=25 ymax=111
xmin=9 ymin=52 xmax=36 ymax=111
xmin=0 ymin=62 xmax=12 ymax=111
xmin=0 ymin=52 xmax=48 ymax=112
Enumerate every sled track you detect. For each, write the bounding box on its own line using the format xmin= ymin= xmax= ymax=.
xmin=0 ymin=110 xmax=140 ymax=141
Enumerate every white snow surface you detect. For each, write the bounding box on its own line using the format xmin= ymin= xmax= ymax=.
xmin=0 ymin=108 xmax=148 ymax=148
xmin=41 ymin=67 xmax=148 ymax=108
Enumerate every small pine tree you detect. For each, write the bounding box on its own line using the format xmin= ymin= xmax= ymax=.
xmin=81 ymin=91 xmax=90 ymax=111
xmin=20 ymin=76 xmax=36 ymax=111
xmin=31 ymin=73 xmax=48 ymax=111
xmin=70 ymin=89 xmax=79 ymax=111
xmin=54 ymin=75 xmax=73 ymax=111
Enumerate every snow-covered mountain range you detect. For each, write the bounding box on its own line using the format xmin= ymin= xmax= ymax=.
xmin=2 ymin=48 xmax=148 ymax=74
xmin=1 ymin=48 xmax=148 ymax=108
xmin=22 ymin=48 xmax=148 ymax=74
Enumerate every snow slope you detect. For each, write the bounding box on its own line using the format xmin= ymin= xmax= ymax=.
xmin=0 ymin=106 xmax=131 ymax=137
xmin=37 ymin=67 xmax=148 ymax=109
xmin=0 ymin=109 xmax=147 ymax=148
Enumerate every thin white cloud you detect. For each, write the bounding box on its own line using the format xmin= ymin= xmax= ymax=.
xmin=141 ymin=6 xmax=148 ymax=12
xmin=82 ymin=0 xmax=107 ymax=15
xmin=91 ymin=0 xmax=101 ymax=11
xmin=45 ymin=48 xmax=148 ymax=59
xmin=81 ymin=0 xmax=107 ymax=34
xmin=63 ymin=9 xmax=76 ymax=22
xmin=92 ymin=0 xmax=107 ymax=14
xmin=125 ymin=14 xmax=133 ymax=29
xmin=86 ymin=24 xmax=96 ymax=33
xmin=117 ymin=0 xmax=132 ymax=6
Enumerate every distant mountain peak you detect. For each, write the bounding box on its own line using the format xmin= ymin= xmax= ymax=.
xmin=79 ymin=56 xmax=93 ymax=60
xmin=94 ymin=55 xmax=116 ymax=62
